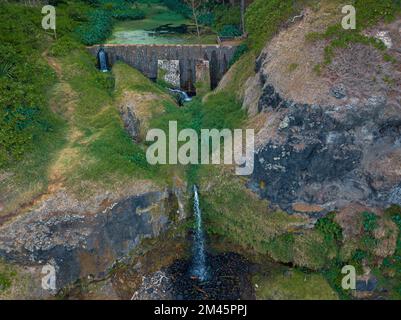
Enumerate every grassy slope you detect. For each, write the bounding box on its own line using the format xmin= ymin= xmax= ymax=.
xmin=253 ymin=270 xmax=339 ymax=300
xmin=196 ymin=0 xmax=401 ymax=299
xmin=0 ymin=2 xmax=179 ymax=218
xmin=0 ymin=4 xmax=68 ymax=215
xmin=52 ymin=49 xmax=172 ymax=196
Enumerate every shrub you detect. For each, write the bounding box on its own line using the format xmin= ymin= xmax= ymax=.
xmin=229 ymin=44 xmax=249 ymax=67
xmin=316 ymin=213 xmax=343 ymax=243
xmin=198 ymin=12 xmax=214 ymax=27
xmin=245 ymin=0 xmax=293 ymax=52
xmin=212 ymin=4 xmax=241 ymax=32
xmin=0 ymin=4 xmax=58 ymax=166
xmin=161 ymin=0 xmax=191 ymax=18
xmin=218 ymin=25 xmax=241 ymax=37
xmin=305 ymin=0 xmax=401 ymax=65
xmin=75 ymin=9 xmax=113 ymax=45
xmin=49 ymin=36 xmax=83 ymax=57
xmin=362 ymin=212 xmax=378 ymax=233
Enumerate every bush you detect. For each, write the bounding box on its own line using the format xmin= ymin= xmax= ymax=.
xmin=112 ymin=8 xmax=145 ymax=20
xmin=362 ymin=212 xmax=378 ymax=232
xmin=212 ymin=4 xmax=241 ymax=32
xmin=50 ymin=36 xmax=83 ymax=57
xmin=229 ymin=43 xmax=249 ymax=67
xmin=75 ymin=9 xmax=113 ymax=45
xmin=245 ymin=0 xmax=293 ymax=52
xmin=161 ymin=0 xmax=191 ymax=18
xmin=316 ymin=213 xmax=343 ymax=243
xmin=198 ymin=12 xmax=214 ymax=27
xmin=218 ymin=25 xmax=242 ymax=37
xmin=305 ymin=0 xmax=401 ymax=65
xmin=0 ymin=4 xmax=58 ymax=166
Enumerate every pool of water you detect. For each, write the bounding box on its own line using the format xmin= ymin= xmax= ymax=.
xmin=106 ymin=4 xmax=217 ymax=45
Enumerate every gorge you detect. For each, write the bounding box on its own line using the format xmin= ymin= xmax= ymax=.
xmin=1 ymin=0 xmax=401 ymax=301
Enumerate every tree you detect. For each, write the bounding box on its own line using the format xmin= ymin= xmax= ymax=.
xmin=184 ymin=0 xmax=203 ymax=38
xmin=240 ymin=0 xmax=245 ymax=34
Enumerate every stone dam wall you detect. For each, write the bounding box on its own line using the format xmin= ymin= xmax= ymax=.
xmin=87 ymin=44 xmax=238 ymax=93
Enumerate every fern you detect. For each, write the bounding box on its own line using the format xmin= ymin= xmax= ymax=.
xmin=0 ymin=60 xmax=14 ymax=79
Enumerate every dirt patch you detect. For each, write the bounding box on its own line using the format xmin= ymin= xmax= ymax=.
xmin=253 ymin=2 xmax=400 ymax=107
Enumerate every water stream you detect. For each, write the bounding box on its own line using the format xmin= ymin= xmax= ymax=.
xmin=168 ymin=88 xmax=192 ymax=103
xmin=191 ymin=185 xmax=208 ymax=281
xmin=98 ymin=48 xmax=109 ymax=72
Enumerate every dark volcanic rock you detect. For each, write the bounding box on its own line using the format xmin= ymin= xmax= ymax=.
xmin=132 ymin=252 xmax=255 ymax=300
xmin=247 ymin=60 xmax=401 ymax=212
xmin=0 ymin=188 xmax=185 ymax=294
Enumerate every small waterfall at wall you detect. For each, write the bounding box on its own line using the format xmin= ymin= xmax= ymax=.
xmin=168 ymin=88 xmax=192 ymax=103
xmin=191 ymin=185 xmax=208 ymax=281
xmin=97 ymin=48 xmax=109 ymax=72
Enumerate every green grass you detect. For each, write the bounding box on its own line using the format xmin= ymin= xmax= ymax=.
xmin=306 ymin=0 xmax=401 ymax=66
xmin=0 ymin=260 xmax=17 ymax=292
xmin=0 ymin=3 xmax=69 ymax=214
xmin=56 ymin=50 xmax=173 ymax=194
xmin=245 ymin=0 xmax=295 ymax=52
xmin=253 ymin=269 xmax=339 ymax=300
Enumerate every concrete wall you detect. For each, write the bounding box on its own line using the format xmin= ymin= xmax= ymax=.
xmin=87 ymin=44 xmax=238 ymax=93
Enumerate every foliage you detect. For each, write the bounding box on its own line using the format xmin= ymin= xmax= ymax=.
xmin=374 ymin=205 xmax=401 ymax=299
xmin=75 ymin=9 xmax=114 ymax=45
xmin=160 ymin=0 xmax=192 ymax=18
xmin=316 ymin=212 xmax=343 ymax=243
xmin=245 ymin=0 xmax=294 ymax=52
xmin=198 ymin=11 xmax=214 ymax=27
xmin=0 ymin=5 xmax=60 ymax=167
xmin=229 ymin=43 xmax=249 ymax=67
xmin=362 ymin=212 xmax=378 ymax=232
xmin=218 ymin=25 xmax=241 ymax=37
xmin=74 ymin=0 xmax=145 ymax=45
xmin=306 ymin=0 xmax=401 ymax=66
xmin=0 ymin=60 xmax=14 ymax=79
xmin=50 ymin=35 xmax=84 ymax=57
xmin=0 ymin=265 xmax=16 ymax=292
xmin=253 ymin=269 xmax=339 ymax=300
xmin=212 ymin=4 xmax=241 ymax=33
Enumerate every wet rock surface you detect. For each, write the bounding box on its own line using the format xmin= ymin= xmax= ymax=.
xmin=0 ymin=188 xmax=185 ymax=295
xmin=132 ymin=252 xmax=255 ymax=300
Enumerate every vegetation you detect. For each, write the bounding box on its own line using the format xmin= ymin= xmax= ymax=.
xmin=0 ymin=4 xmax=62 ymax=167
xmin=0 ymin=259 xmax=17 ymax=293
xmin=253 ymin=269 xmax=339 ymax=300
xmin=245 ymin=0 xmax=294 ymax=52
xmin=0 ymin=1 xmax=174 ymax=215
xmin=75 ymin=1 xmax=145 ymax=45
xmin=306 ymin=0 xmax=401 ymax=66
xmin=373 ymin=206 xmax=401 ymax=299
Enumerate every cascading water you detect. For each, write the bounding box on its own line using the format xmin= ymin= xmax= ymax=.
xmin=168 ymin=88 xmax=192 ymax=102
xmin=98 ymin=49 xmax=109 ymax=73
xmin=191 ymin=185 xmax=208 ymax=281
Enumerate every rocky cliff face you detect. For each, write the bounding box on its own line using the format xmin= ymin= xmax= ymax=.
xmin=243 ymin=11 xmax=401 ymax=213
xmin=0 ymin=183 xmax=187 ymax=297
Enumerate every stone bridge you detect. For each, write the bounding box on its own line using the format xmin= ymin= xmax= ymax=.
xmin=88 ymin=44 xmax=238 ymax=94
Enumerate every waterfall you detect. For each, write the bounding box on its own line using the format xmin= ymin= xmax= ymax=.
xmin=191 ymin=185 xmax=208 ymax=281
xmin=168 ymin=88 xmax=192 ymax=102
xmin=98 ymin=49 xmax=109 ymax=73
